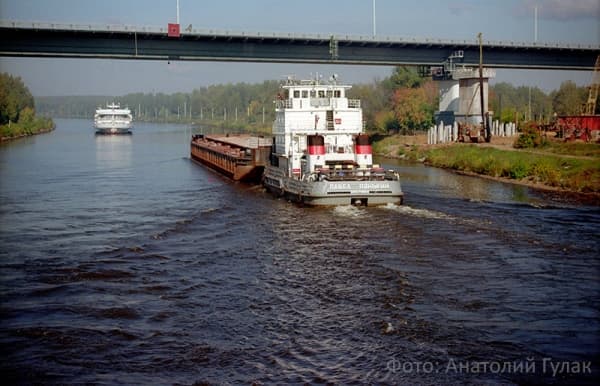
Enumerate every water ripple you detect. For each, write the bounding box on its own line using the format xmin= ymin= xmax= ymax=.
xmin=1 ymin=120 xmax=598 ymax=385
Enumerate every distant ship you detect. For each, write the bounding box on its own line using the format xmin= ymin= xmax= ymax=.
xmin=94 ymin=103 xmax=132 ymax=134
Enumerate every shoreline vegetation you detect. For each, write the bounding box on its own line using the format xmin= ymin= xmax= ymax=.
xmin=0 ymin=118 xmax=55 ymax=142
xmin=372 ymin=134 xmax=600 ymax=203
xmin=0 ymin=72 xmax=55 ymax=142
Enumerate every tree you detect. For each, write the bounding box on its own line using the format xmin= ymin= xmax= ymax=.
xmin=489 ymin=82 xmax=553 ymax=122
xmin=1 ymin=73 xmax=54 ymax=139
xmin=373 ymin=110 xmax=399 ymax=133
xmin=348 ymin=81 xmax=388 ymax=131
xmin=19 ymin=106 xmax=35 ymax=125
xmin=0 ymin=73 xmax=35 ymax=124
xmin=392 ymin=87 xmax=433 ymax=133
xmin=551 ymin=80 xmax=587 ymax=116
xmin=385 ymin=66 xmax=424 ymax=90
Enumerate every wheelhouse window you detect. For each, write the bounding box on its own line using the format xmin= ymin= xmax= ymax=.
xmin=302 ymin=90 xmax=308 ymax=98
xmin=310 ymin=90 xmax=316 ymax=98
xmin=318 ymin=90 xmax=325 ymax=98
xmin=334 ymin=90 xmax=341 ymax=98
xmin=293 ymin=90 xmax=300 ymax=98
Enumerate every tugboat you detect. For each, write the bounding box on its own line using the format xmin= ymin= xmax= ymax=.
xmin=262 ymin=75 xmax=403 ymax=206
xmin=94 ymin=103 xmax=132 ymax=134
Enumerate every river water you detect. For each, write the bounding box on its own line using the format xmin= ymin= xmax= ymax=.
xmin=1 ymin=119 xmax=598 ymax=385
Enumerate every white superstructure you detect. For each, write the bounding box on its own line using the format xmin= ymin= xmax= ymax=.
xmin=94 ymin=103 xmax=132 ymax=134
xmin=263 ymin=75 xmax=403 ymax=206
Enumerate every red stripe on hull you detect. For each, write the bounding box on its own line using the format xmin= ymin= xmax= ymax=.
xmin=308 ymin=145 xmax=325 ymax=155
xmin=355 ymin=145 xmax=372 ymax=154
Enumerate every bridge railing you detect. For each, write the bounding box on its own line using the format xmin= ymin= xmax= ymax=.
xmin=2 ymin=20 xmax=598 ymax=50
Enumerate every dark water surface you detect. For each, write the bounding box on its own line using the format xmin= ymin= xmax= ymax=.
xmin=1 ymin=119 xmax=598 ymax=384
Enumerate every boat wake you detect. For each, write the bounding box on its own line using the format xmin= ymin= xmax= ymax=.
xmin=333 ymin=205 xmax=365 ymax=218
xmin=381 ymin=203 xmax=454 ymax=220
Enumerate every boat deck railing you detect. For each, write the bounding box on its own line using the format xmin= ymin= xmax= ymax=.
xmin=310 ymin=166 xmax=400 ymax=181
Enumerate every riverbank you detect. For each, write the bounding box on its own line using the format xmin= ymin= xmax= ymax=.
xmin=0 ymin=118 xmax=55 ymax=142
xmin=373 ymin=134 xmax=600 ymax=202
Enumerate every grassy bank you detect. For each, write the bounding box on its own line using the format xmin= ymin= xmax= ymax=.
xmin=372 ymin=135 xmax=600 ymax=194
xmin=532 ymin=141 xmax=600 ymax=158
xmin=372 ymin=134 xmax=427 ymax=159
xmin=1 ymin=117 xmax=55 ymax=142
xmin=425 ymin=145 xmax=600 ymax=193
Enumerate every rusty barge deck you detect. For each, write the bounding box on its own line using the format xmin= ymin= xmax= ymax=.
xmin=190 ymin=134 xmax=272 ymax=182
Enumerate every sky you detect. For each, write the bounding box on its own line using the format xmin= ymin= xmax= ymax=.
xmin=0 ymin=0 xmax=598 ymax=96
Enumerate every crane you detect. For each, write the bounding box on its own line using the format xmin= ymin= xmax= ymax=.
xmin=584 ymin=55 xmax=600 ymax=115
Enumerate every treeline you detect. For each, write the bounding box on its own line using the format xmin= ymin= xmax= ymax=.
xmin=36 ymin=81 xmax=281 ymax=129
xmin=0 ymin=73 xmax=54 ymax=140
xmin=34 ymin=67 xmax=596 ymax=134
xmin=351 ymin=67 xmax=595 ymax=134
xmin=490 ymin=80 xmax=591 ymax=123
xmin=348 ymin=67 xmax=437 ymax=134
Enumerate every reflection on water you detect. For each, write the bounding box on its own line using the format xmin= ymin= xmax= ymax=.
xmin=379 ymin=158 xmax=550 ymax=205
xmin=95 ymin=134 xmax=132 ymax=171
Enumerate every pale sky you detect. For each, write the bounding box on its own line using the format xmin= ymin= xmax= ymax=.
xmin=0 ymin=0 xmax=598 ymax=96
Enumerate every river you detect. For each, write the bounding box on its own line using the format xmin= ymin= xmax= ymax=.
xmin=1 ymin=119 xmax=598 ymax=384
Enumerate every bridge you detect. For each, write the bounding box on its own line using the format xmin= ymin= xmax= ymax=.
xmin=1 ymin=21 xmax=598 ymax=70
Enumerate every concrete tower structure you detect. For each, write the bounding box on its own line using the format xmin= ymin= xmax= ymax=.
xmin=433 ymin=60 xmax=495 ymax=126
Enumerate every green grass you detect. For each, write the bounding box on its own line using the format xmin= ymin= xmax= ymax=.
xmin=423 ymin=145 xmax=600 ymax=193
xmin=0 ymin=117 xmax=55 ymax=140
xmin=371 ymin=135 xmax=429 ymax=161
xmin=537 ymin=141 xmax=600 ymax=158
xmin=399 ymin=145 xmax=429 ymax=161
xmin=371 ymin=135 xmax=403 ymax=156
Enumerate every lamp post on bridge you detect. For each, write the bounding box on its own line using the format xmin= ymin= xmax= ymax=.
xmin=372 ymin=0 xmax=376 ymax=37
xmin=168 ymin=0 xmax=181 ymax=37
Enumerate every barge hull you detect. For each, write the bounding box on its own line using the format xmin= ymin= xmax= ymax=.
xmin=265 ymin=185 xmax=404 ymax=206
xmin=190 ymin=134 xmax=271 ymax=183
xmin=263 ymin=166 xmax=404 ymax=206
xmin=190 ymin=152 xmax=265 ymax=182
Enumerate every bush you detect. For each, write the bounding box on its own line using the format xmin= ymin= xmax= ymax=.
xmin=508 ymin=161 xmax=531 ymax=179
xmin=531 ymin=159 xmax=561 ymax=186
xmin=514 ymin=121 xmax=547 ymax=149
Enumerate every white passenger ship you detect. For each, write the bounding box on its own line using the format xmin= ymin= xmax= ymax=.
xmin=263 ymin=75 xmax=403 ymax=206
xmin=94 ymin=103 xmax=132 ymax=134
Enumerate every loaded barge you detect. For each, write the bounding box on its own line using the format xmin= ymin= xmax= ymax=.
xmin=190 ymin=75 xmax=403 ymax=206
xmin=190 ymin=134 xmax=272 ymax=182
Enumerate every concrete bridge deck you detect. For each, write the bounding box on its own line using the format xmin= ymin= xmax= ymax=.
xmin=1 ymin=20 xmax=598 ymax=70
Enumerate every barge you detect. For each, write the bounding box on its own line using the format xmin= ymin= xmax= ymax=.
xmin=190 ymin=134 xmax=272 ymax=182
